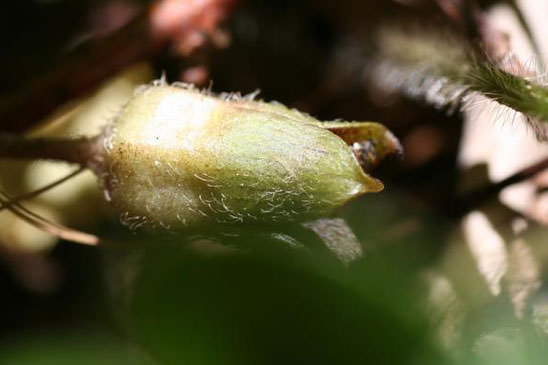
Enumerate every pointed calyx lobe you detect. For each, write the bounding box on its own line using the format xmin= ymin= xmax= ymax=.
xmin=320 ymin=121 xmax=403 ymax=173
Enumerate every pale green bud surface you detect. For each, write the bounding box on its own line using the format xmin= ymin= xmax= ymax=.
xmin=101 ymin=84 xmax=392 ymax=230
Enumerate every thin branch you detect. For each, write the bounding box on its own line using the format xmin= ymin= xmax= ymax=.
xmin=507 ymin=0 xmax=542 ymax=62
xmin=0 ymin=191 xmax=100 ymax=246
xmin=0 ymin=134 xmax=104 ymax=169
xmin=454 ymin=156 xmax=548 ymax=215
xmin=0 ymin=0 xmax=238 ymax=134
xmin=0 ymin=167 xmax=85 ymax=211
xmin=0 ymin=14 xmax=151 ymax=134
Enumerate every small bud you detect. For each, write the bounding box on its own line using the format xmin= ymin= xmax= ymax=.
xmin=100 ymin=84 xmax=400 ymax=230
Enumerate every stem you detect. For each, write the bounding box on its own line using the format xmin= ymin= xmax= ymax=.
xmin=0 ymin=191 xmax=100 ymax=246
xmin=0 ymin=14 xmax=151 ymax=134
xmin=0 ymin=134 xmax=104 ymax=169
xmin=0 ymin=0 xmax=238 ymax=134
xmin=453 ymin=156 xmax=548 ymax=216
xmin=0 ymin=167 xmax=84 ymax=211
xmin=507 ymin=0 xmax=542 ymax=63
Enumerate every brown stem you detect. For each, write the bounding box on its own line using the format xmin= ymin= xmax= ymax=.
xmin=0 ymin=191 xmax=100 ymax=246
xmin=454 ymin=156 xmax=548 ymax=216
xmin=0 ymin=134 xmax=104 ymax=170
xmin=0 ymin=0 xmax=239 ymax=134
xmin=0 ymin=14 xmax=154 ymax=134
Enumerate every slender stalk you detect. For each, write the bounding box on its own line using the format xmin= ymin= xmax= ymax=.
xmin=0 ymin=190 xmax=100 ymax=246
xmin=453 ymin=156 xmax=548 ymax=216
xmin=0 ymin=168 xmax=84 ymax=211
xmin=0 ymin=134 xmax=104 ymax=170
xmin=507 ymin=0 xmax=542 ymax=63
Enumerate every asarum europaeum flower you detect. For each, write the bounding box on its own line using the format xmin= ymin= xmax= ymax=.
xmin=0 ymin=82 xmax=401 ymax=235
xmin=97 ymin=83 xmax=402 ymax=230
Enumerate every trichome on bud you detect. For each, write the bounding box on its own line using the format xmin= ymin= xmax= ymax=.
xmin=0 ymin=83 xmax=402 ymax=232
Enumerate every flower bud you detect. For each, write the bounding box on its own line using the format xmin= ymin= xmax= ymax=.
xmin=100 ymin=84 xmax=401 ymax=230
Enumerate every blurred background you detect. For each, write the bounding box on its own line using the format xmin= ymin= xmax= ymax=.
xmin=1 ymin=0 xmax=548 ymax=363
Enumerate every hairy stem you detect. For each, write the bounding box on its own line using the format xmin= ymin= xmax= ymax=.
xmin=375 ymin=26 xmax=548 ymax=139
xmin=466 ymin=62 xmax=548 ymax=119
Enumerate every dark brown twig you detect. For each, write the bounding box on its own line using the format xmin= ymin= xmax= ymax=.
xmin=0 ymin=134 xmax=103 ymax=169
xmin=0 ymin=0 xmax=238 ymax=134
xmin=454 ymin=157 xmax=548 ymax=216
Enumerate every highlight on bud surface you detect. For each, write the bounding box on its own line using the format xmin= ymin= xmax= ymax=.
xmin=98 ymin=83 xmax=401 ymax=230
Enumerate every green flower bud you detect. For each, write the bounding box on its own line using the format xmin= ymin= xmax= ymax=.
xmin=100 ymin=84 xmax=401 ymax=230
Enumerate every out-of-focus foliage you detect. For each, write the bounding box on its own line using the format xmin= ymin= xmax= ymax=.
xmin=0 ymin=329 xmax=151 ymax=365
xmin=119 ymin=242 xmax=439 ymax=364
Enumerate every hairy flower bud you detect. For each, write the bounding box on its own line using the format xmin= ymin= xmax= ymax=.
xmin=99 ymin=84 xmax=401 ymax=230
